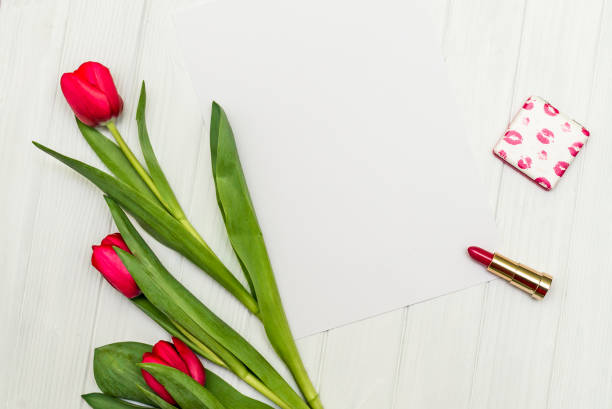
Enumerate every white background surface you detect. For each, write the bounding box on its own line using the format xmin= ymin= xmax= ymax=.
xmin=174 ymin=0 xmax=498 ymax=338
xmin=1 ymin=0 xmax=611 ymax=408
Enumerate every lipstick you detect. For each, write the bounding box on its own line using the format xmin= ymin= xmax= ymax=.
xmin=468 ymin=246 xmax=552 ymax=299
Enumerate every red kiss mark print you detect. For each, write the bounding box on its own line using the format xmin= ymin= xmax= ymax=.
xmin=536 ymin=128 xmax=554 ymax=144
xmin=554 ymin=161 xmax=569 ymax=177
xmin=544 ymin=103 xmax=559 ymax=116
xmin=568 ymin=142 xmax=583 ymax=157
xmin=561 ymin=122 xmax=571 ymax=132
xmin=518 ymin=156 xmax=532 ymax=169
xmin=497 ymin=150 xmax=507 ymax=160
xmin=522 ymin=117 xmax=530 ymax=125
xmin=582 ymin=127 xmax=590 ymax=136
xmin=535 ymin=177 xmax=552 ymax=190
xmin=538 ymin=150 xmax=547 ymax=160
xmin=503 ymin=130 xmax=523 ymax=145
xmin=523 ymin=102 xmax=534 ymax=110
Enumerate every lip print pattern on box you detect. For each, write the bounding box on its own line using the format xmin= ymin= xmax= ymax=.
xmin=492 ymin=96 xmax=590 ymax=191
xmin=569 ymin=142 xmax=583 ymax=157
xmin=536 ymin=128 xmax=554 ymax=144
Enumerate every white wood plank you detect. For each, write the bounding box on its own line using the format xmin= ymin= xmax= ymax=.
xmin=469 ymin=1 xmax=604 ymax=408
xmin=312 ymin=310 xmax=403 ymax=409
xmin=395 ymin=286 xmax=487 ymax=409
xmin=1 ymin=1 xmax=153 ymax=408
xmin=546 ymin=1 xmax=612 ymax=407
xmin=0 ymin=0 xmax=73 ymax=402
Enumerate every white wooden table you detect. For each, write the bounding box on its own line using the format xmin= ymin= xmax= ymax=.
xmin=2 ymin=0 xmax=611 ymax=408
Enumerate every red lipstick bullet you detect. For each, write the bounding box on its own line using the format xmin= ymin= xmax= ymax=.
xmin=468 ymin=246 xmax=552 ymax=299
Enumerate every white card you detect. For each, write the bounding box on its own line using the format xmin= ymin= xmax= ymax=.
xmin=174 ymin=0 xmax=498 ymax=338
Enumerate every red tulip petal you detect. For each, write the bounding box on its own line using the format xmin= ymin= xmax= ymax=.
xmin=77 ymin=62 xmax=123 ymax=118
xmin=60 ymin=73 xmax=96 ymax=126
xmin=91 ymin=245 xmax=140 ymax=298
xmin=173 ymin=337 xmax=206 ymax=386
xmin=100 ymin=233 xmax=130 ymax=253
xmin=152 ymin=340 xmax=189 ymax=375
xmin=141 ymin=353 xmax=176 ymax=405
xmin=60 ymin=72 xmax=112 ymax=126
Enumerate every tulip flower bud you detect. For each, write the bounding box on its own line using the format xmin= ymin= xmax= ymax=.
xmin=60 ymin=61 xmax=123 ymax=126
xmin=141 ymin=337 xmax=206 ymax=404
xmin=91 ymin=233 xmax=140 ymax=298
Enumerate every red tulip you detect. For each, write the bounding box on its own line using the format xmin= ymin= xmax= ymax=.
xmin=60 ymin=61 xmax=123 ymax=126
xmin=91 ymin=233 xmax=140 ymax=298
xmin=142 ymin=337 xmax=206 ymax=404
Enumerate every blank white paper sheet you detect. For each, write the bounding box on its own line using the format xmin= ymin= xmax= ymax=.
xmin=174 ymin=0 xmax=498 ymax=338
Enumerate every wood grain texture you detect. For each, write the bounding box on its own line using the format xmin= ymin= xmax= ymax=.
xmin=2 ymin=0 xmax=611 ymax=408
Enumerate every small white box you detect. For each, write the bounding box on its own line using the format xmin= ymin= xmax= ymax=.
xmin=493 ymin=96 xmax=590 ymax=190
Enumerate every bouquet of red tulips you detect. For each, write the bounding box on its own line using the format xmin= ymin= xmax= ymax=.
xmin=35 ymin=62 xmax=323 ymax=409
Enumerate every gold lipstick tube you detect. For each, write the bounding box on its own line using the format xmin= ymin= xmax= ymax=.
xmin=488 ymin=253 xmax=552 ymax=299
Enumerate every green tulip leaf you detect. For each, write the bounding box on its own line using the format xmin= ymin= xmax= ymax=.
xmin=130 ymin=296 xmax=198 ymax=355
xmin=209 ymin=102 xmax=259 ymax=296
xmin=93 ymin=342 xmax=154 ymax=405
xmin=136 ymin=386 xmax=178 ymax=409
xmin=210 ymin=103 xmax=318 ymax=405
xmin=82 ymin=393 xmax=154 ymax=409
xmin=205 ymin=370 xmax=275 ymax=409
xmin=75 ymin=118 xmax=159 ymax=205
xmin=135 ymin=82 xmax=184 ymax=218
xmin=32 ymin=142 xmax=256 ymax=313
xmin=138 ymin=363 xmax=227 ymax=409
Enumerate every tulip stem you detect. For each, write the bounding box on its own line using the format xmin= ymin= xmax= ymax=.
xmin=287 ymin=357 xmax=322 ymax=409
xmin=106 ymin=121 xmax=169 ymax=209
xmin=172 ymin=320 xmax=228 ymax=369
xmin=243 ymin=373 xmax=296 ymax=409
xmin=177 ymin=216 xmax=212 ymax=250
